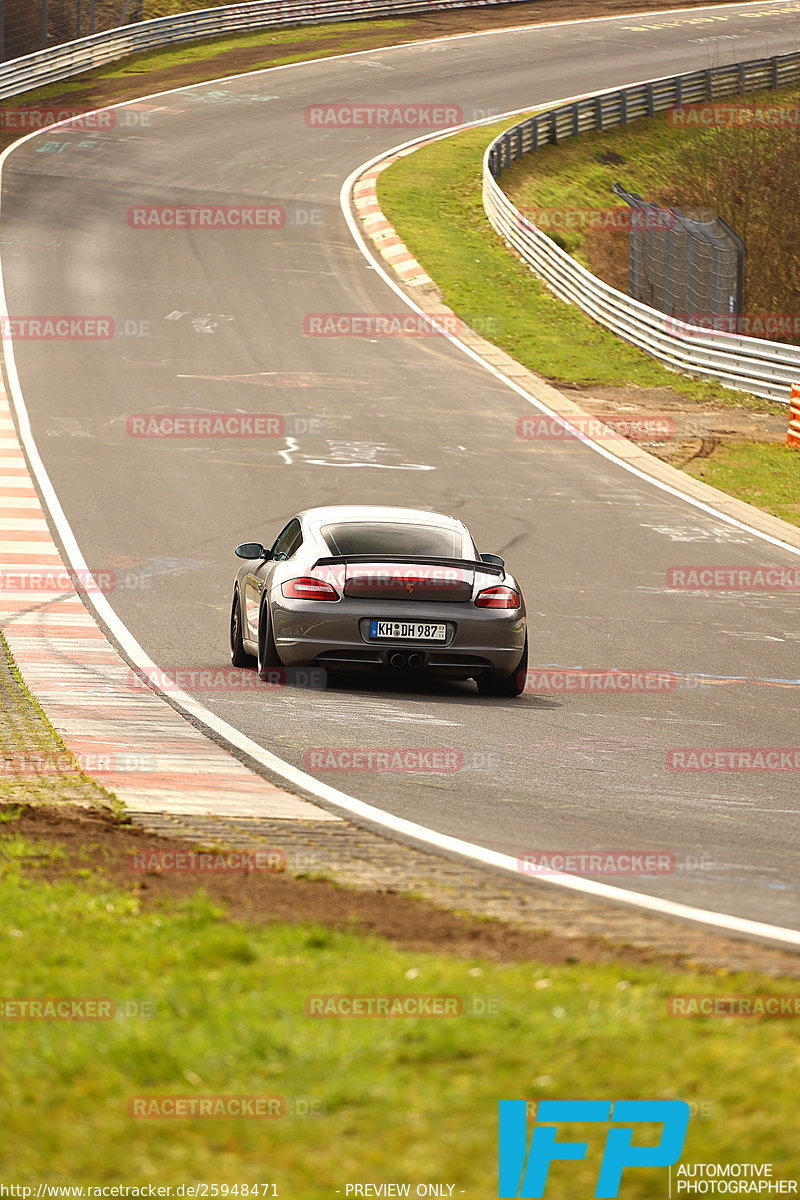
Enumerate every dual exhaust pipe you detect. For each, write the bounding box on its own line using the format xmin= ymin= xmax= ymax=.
xmin=389 ymin=651 xmax=424 ymax=670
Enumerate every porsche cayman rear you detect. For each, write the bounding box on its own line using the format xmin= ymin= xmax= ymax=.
xmin=233 ymin=506 xmax=528 ymax=696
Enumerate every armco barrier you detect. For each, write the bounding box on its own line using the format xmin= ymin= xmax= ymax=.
xmin=483 ymin=54 xmax=800 ymax=404
xmin=0 ymin=0 xmax=539 ymax=103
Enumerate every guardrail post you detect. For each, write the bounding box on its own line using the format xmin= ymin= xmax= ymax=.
xmin=710 ymin=62 xmax=722 ymax=99
xmin=595 ymin=95 xmax=603 ymax=132
xmin=550 ymin=108 xmax=558 ymax=144
xmin=572 ymin=101 xmax=580 ymax=137
xmin=771 ymin=56 xmax=780 ymax=88
xmin=621 ymin=90 xmax=629 ymax=125
xmin=737 ymin=61 xmax=746 ymax=92
xmin=674 ymin=75 xmax=682 ymax=106
xmin=646 ymin=82 xmax=655 ymax=117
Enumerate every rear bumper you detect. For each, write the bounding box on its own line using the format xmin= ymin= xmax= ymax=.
xmin=270 ymin=597 xmax=526 ymax=675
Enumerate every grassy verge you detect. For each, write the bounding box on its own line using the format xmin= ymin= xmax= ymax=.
xmin=501 ymin=84 xmax=800 ymax=324
xmin=377 ymin=121 xmax=752 ymax=405
xmin=100 ymin=19 xmax=411 ymax=78
xmin=376 ymin=112 xmax=800 ymax=525
xmin=684 ymin=442 xmax=800 ymax=527
xmin=144 ymin=0 xmax=269 ymax=13
xmin=1 ymin=819 xmax=798 ymax=1185
xmin=496 ymin=97 xmax=754 ymax=266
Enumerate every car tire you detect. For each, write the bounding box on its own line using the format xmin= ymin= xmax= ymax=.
xmin=230 ymin=589 xmax=255 ymax=668
xmin=257 ymin=598 xmax=283 ymax=681
xmin=476 ymin=637 xmax=528 ymax=697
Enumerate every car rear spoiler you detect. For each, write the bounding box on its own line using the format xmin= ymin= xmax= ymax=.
xmin=312 ymin=554 xmax=504 ymax=577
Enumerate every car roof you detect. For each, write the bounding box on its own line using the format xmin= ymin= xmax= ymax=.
xmin=298 ymin=505 xmax=466 ymax=531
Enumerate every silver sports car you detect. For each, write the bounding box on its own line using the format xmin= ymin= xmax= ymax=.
xmin=229 ymin=505 xmax=527 ymax=696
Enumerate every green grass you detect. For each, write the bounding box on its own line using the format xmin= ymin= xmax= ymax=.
xmin=143 ymin=0 xmax=268 ymax=13
xmin=498 ymin=105 xmax=712 ymax=265
xmin=684 ymin=442 xmax=800 ymax=528
xmin=102 ymin=19 xmax=412 ymax=77
xmin=0 ymin=839 xmax=798 ymax=1188
xmin=499 ymin=84 xmax=800 ymax=265
xmin=375 ymin=102 xmax=800 ymax=527
xmin=0 ymin=18 xmax=414 ymax=113
xmin=377 ymin=121 xmax=749 ymax=403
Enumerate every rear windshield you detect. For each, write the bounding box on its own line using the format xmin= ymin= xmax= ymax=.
xmin=321 ymin=522 xmax=463 ymax=558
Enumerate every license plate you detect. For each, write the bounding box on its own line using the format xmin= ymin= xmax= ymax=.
xmin=369 ymin=620 xmax=447 ymax=642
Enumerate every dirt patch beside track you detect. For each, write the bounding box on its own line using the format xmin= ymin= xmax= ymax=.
xmin=4 ymin=802 xmax=799 ymax=976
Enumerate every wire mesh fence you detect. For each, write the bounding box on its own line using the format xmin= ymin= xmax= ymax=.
xmin=611 ymin=183 xmax=745 ymax=327
xmin=1 ymin=0 xmax=144 ymax=60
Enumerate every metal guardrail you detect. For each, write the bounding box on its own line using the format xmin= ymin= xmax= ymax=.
xmin=483 ymin=53 xmax=800 ymax=404
xmin=0 ymin=0 xmax=539 ymax=103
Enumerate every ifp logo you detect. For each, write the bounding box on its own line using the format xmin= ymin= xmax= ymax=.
xmin=498 ymin=1099 xmax=690 ymax=1197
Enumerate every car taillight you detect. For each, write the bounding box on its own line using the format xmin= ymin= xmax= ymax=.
xmin=282 ymin=577 xmax=340 ymax=601
xmin=475 ymin=585 xmax=520 ymax=609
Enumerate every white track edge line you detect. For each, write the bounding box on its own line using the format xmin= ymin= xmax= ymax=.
xmin=0 ymin=6 xmax=797 ymax=948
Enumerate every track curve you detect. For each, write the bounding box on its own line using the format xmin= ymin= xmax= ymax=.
xmin=2 ymin=0 xmax=800 ymax=934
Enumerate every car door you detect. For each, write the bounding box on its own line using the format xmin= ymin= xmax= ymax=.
xmin=243 ymin=518 xmax=303 ymax=638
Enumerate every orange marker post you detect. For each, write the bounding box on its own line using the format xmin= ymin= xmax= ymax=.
xmin=787 ymin=385 xmax=800 ymax=448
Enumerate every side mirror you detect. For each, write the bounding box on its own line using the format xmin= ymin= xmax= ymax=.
xmin=480 ymin=552 xmax=505 ymax=570
xmin=235 ymin=542 xmax=269 ymax=560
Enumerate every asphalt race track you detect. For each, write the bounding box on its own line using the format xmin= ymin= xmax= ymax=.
xmin=2 ymin=0 xmax=800 ymax=932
